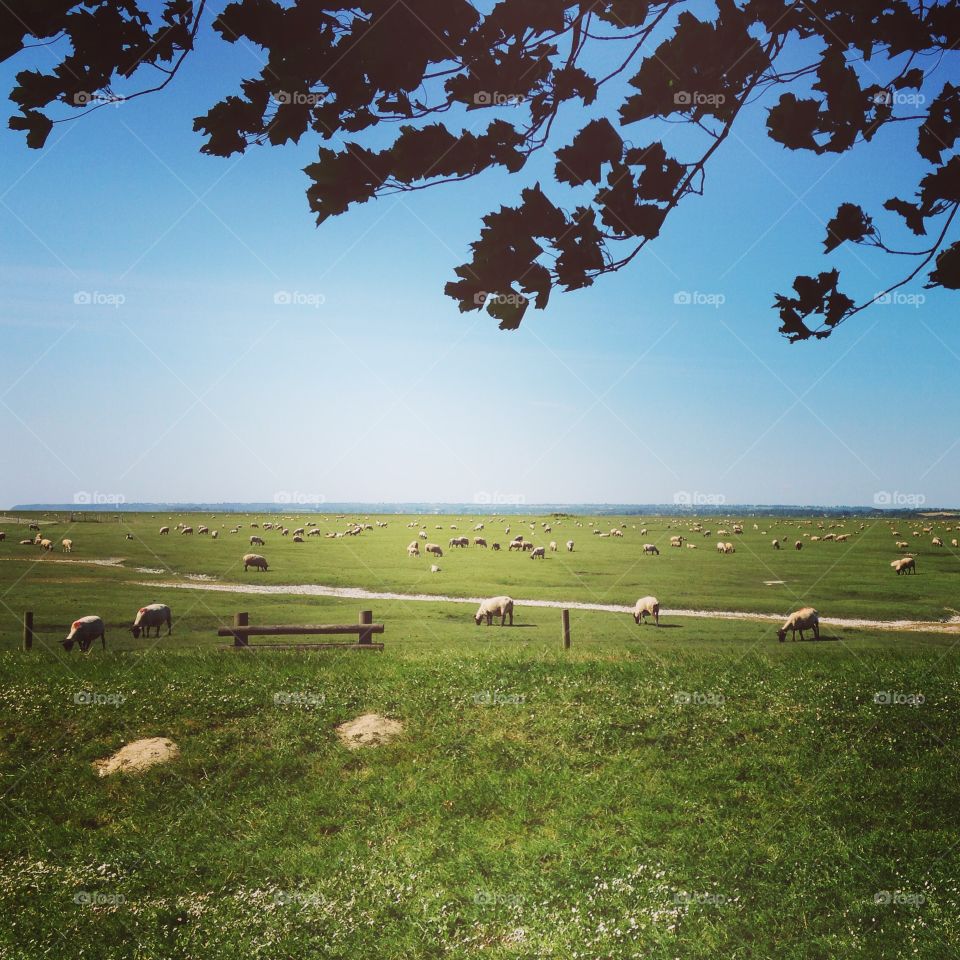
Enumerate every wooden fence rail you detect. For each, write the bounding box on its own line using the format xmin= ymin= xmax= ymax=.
xmin=218 ymin=609 xmax=384 ymax=650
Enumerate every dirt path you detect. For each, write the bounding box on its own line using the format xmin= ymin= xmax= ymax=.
xmin=135 ymin=579 xmax=960 ymax=635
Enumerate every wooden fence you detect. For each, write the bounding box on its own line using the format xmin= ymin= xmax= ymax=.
xmin=218 ymin=610 xmax=384 ymax=650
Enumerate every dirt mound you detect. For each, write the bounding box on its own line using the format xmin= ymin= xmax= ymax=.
xmin=335 ymin=713 xmax=403 ymax=750
xmin=94 ymin=737 xmax=180 ymax=777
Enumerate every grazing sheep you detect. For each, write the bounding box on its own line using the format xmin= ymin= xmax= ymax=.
xmin=131 ymin=603 xmax=172 ymax=639
xmin=425 ymin=543 xmax=443 ymax=558
xmin=474 ymin=537 xmax=488 ymax=548
xmin=63 ymin=615 xmax=105 ymax=652
xmin=474 ymin=523 xmax=485 ymax=531
xmin=724 ymin=542 xmax=735 ymax=554
xmin=28 ymin=523 xmax=40 ymax=532
xmin=430 ymin=564 xmax=441 ymax=573
xmin=449 ymin=537 xmax=468 ymax=548
xmin=125 ymin=533 xmax=134 ymax=541
xmin=892 ymin=557 xmax=916 ymax=575
xmin=293 ymin=535 xmax=304 ymax=543
xmin=211 ymin=530 xmax=219 ymax=540
xmin=197 ymin=525 xmax=209 ymax=535
xmin=777 ymin=607 xmax=820 ymax=643
xmin=530 ymin=546 xmax=546 ymax=559
xmin=639 ymin=528 xmax=648 ymax=535
xmin=293 ymin=528 xmax=305 ymax=537
xmin=39 ymin=539 xmax=53 ymax=552
xmin=933 ymin=537 xmax=944 ymax=547
xmin=407 ymin=543 xmax=420 ymax=558
xmin=716 ymin=541 xmax=726 ymax=554
xmin=632 ymin=596 xmax=660 ymax=626
xmin=953 ymin=539 xmax=959 ymax=548
xmin=548 ymin=541 xmax=558 ymax=552
xmin=475 ymin=596 xmax=514 ymax=626
xmin=419 ymin=531 xmax=428 ymax=540
xmin=508 ymin=541 xmax=524 ymax=552
xmin=250 ymin=535 xmax=265 ymax=547
xmin=772 ymin=539 xmax=780 ymax=550
xmin=243 ymin=553 xmax=269 ymax=572
xmin=795 ymin=541 xmax=803 ymax=551
xmin=491 ymin=542 xmax=501 ymax=551
xmin=566 ymin=540 xmax=574 ymax=552
xmin=61 ymin=539 xmax=73 ymax=553
xmin=643 ymin=544 xmax=660 ymax=555
xmin=0 ymin=532 xmax=5 ymax=542
xmin=159 ymin=526 xmax=170 ymax=535
xmin=181 ymin=526 xmax=193 ymax=535
xmin=522 ymin=541 xmax=535 ymax=552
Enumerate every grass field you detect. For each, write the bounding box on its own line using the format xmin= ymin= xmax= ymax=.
xmin=1 ymin=512 xmax=959 ymax=958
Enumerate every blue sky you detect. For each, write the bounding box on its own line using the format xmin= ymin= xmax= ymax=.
xmin=1 ymin=6 xmax=958 ymax=508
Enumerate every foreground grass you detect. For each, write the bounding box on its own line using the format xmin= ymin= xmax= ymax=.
xmin=1 ymin=644 xmax=959 ymax=959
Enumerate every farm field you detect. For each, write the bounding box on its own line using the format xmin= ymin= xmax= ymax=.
xmin=1 ymin=512 xmax=959 ymax=958
xmin=0 ymin=511 xmax=959 ymax=651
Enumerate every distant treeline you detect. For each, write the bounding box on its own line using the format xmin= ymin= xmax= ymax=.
xmin=8 ymin=502 xmax=956 ymax=518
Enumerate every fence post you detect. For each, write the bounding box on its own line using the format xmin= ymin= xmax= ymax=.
xmin=561 ymin=609 xmax=571 ymax=650
xmin=233 ymin=611 xmax=249 ymax=647
xmin=358 ymin=610 xmax=374 ymax=645
xmin=23 ymin=612 xmax=33 ymax=651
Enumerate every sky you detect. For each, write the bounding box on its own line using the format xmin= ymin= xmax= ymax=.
xmin=1 ymin=3 xmax=958 ymax=509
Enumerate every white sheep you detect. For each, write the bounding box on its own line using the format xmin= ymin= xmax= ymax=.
xmin=407 ymin=543 xmax=420 ymax=558
xmin=795 ymin=540 xmax=803 ymax=551
xmin=933 ymin=537 xmax=944 ymax=547
xmin=530 ymin=546 xmax=546 ymax=559
xmin=643 ymin=544 xmax=660 ymax=555
xmin=777 ymin=607 xmax=820 ymax=642
xmin=159 ymin=526 xmax=170 ymax=535
xmin=419 ymin=531 xmax=428 ymax=540
xmin=181 ymin=526 xmax=193 ymax=535
xmin=63 ymin=615 xmax=105 ymax=652
xmin=243 ymin=553 xmax=269 ymax=572
xmin=632 ymin=596 xmax=660 ymax=626
xmin=566 ymin=540 xmax=574 ymax=552
xmin=211 ymin=530 xmax=219 ymax=539
xmin=475 ymin=596 xmax=514 ymax=626
xmin=474 ymin=537 xmax=488 ymax=548
xmin=772 ymin=539 xmax=780 ymax=550
xmin=425 ymin=543 xmax=443 ymax=558
xmin=131 ymin=603 xmax=172 ymax=639
xmin=61 ymin=539 xmax=73 ymax=553
xmin=892 ymin=556 xmax=916 ymax=575
xmin=549 ymin=541 xmax=558 ymax=552
xmin=430 ymin=564 xmax=441 ymax=573
xmin=250 ymin=535 xmax=265 ymax=546
xmin=40 ymin=538 xmax=53 ymax=552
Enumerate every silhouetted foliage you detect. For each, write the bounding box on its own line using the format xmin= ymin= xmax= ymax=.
xmin=4 ymin=1 xmax=959 ymax=340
